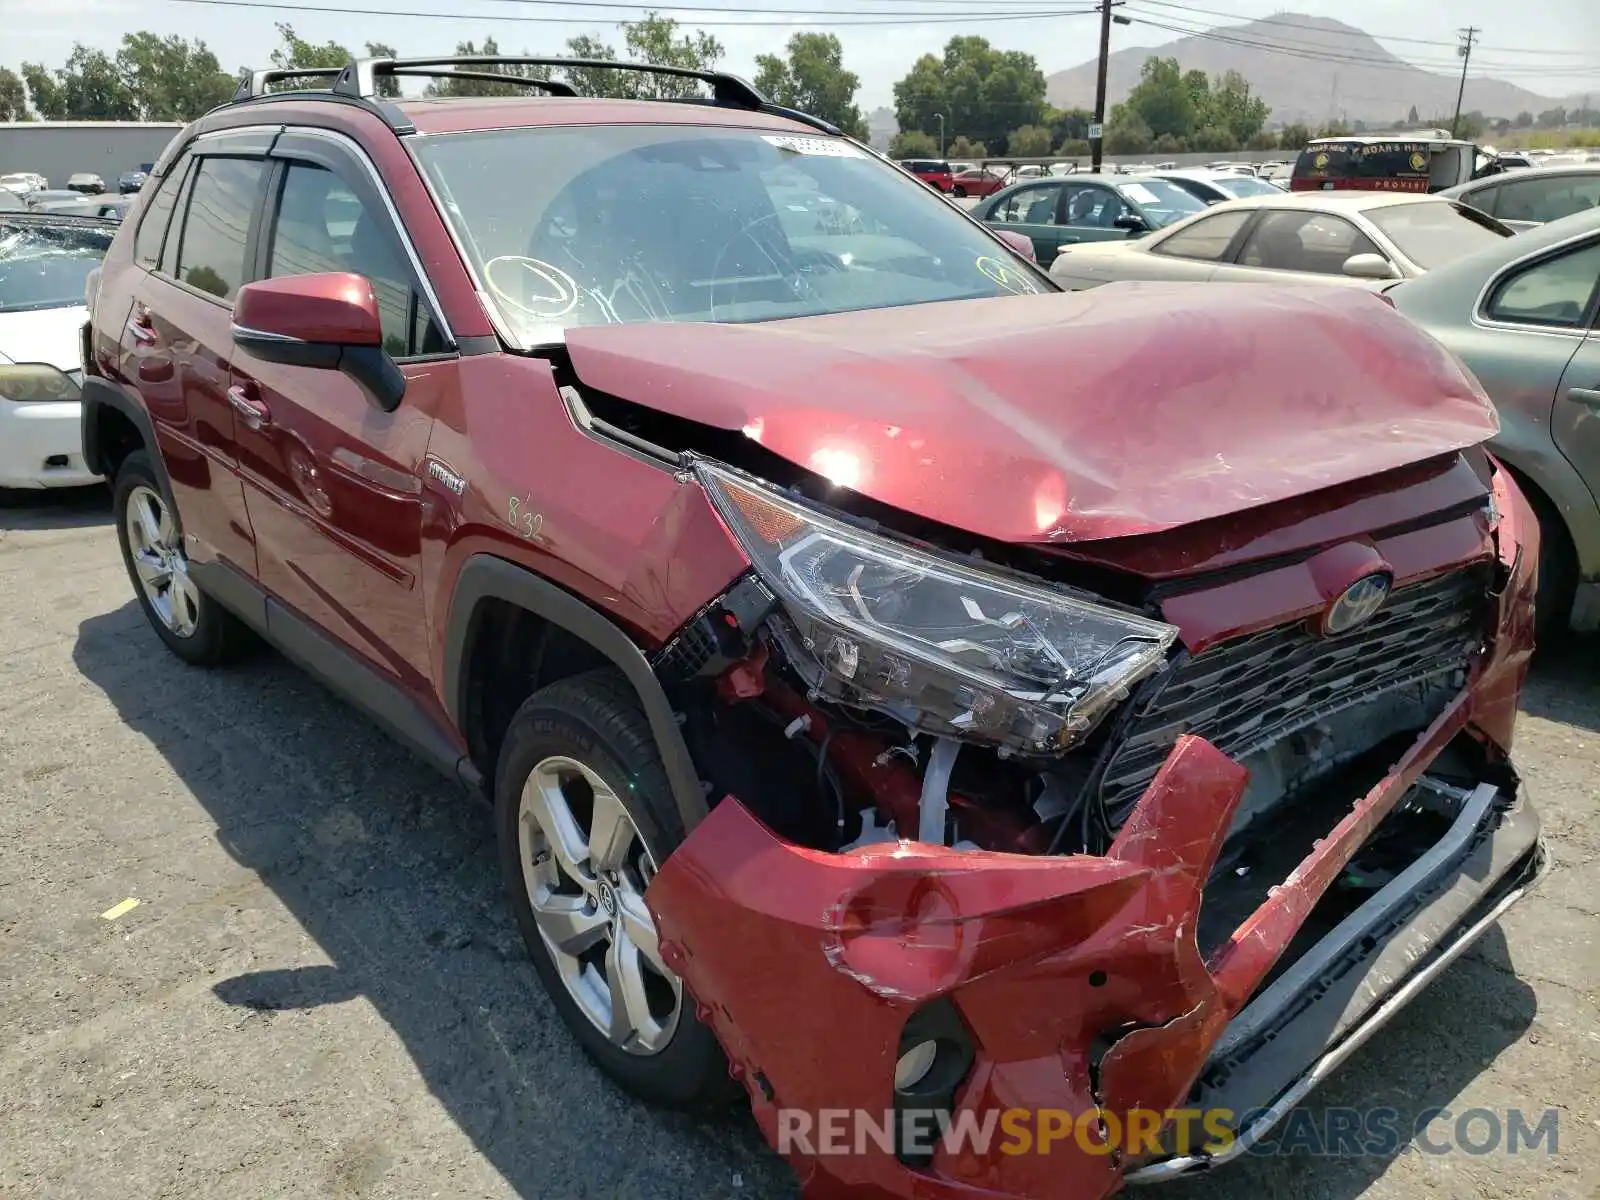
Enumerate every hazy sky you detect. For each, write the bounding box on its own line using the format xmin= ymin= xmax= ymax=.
xmin=5 ymin=0 xmax=1598 ymax=111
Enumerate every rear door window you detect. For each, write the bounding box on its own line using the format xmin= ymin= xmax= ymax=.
xmin=172 ymin=157 xmax=266 ymax=300
xmin=995 ymin=182 xmax=1065 ymax=225
xmin=1237 ymin=210 xmax=1382 ymax=274
xmin=1151 ymin=210 xmax=1253 ymax=260
xmin=1495 ymin=174 xmax=1600 ymax=225
xmin=134 ymin=152 xmax=192 ymax=270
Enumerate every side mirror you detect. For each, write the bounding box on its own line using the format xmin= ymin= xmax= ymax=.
xmin=1113 ymin=213 xmax=1149 ymax=234
xmin=231 ymin=272 xmax=404 ymax=412
xmin=993 ymin=229 xmax=1037 ymax=262
xmin=1341 ymin=252 xmax=1401 ymax=280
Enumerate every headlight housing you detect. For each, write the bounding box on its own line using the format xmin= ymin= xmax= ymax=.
xmin=695 ymin=461 xmax=1178 ymax=753
xmin=0 ymin=362 xmax=81 ymax=404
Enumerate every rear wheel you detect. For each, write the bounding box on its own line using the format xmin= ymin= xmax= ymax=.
xmin=113 ymin=451 xmax=249 ymax=666
xmin=494 ymin=668 xmax=731 ymax=1107
xmin=952 ymin=185 xmax=967 ymax=197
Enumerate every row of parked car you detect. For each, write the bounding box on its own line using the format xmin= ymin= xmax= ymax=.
xmin=0 ymin=169 xmax=147 ymax=221
xmin=0 ymin=64 xmax=1578 ymax=1200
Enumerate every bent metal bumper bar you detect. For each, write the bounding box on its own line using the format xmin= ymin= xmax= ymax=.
xmin=1126 ymin=781 xmax=1546 ymax=1181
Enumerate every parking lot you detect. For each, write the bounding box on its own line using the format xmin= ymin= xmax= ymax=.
xmin=1 ymin=485 xmax=1597 ymax=1200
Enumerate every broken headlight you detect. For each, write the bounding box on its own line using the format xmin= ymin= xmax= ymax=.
xmin=696 ymin=461 xmax=1178 ymax=753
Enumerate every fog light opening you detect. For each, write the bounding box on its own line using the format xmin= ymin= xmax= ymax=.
xmin=894 ymin=1039 xmax=939 ymax=1092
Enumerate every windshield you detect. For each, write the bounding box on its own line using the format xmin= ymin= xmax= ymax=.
xmin=1115 ymin=178 xmax=1207 ymax=225
xmin=1368 ymin=201 xmax=1508 ymax=269
xmin=412 ymin=125 xmax=1051 ymax=346
xmin=0 ymin=219 xmax=113 ymax=313
xmin=1214 ymin=175 xmax=1281 ymax=198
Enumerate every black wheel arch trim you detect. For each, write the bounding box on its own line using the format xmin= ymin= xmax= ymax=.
xmin=80 ymin=375 xmax=177 ymax=514
xmin=443 ymin=554 xmax=709 ymax=835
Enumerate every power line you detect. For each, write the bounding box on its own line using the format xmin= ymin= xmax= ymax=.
xmin=1451 ymin=26 xmax=1479 ymax=136
xmin=1127 ymin=0 xmax=1597 ymax=57
xmin=1123 ymin=9 xmax=1600 ymax=78
xmin=160 ymin=0 xmax=1096 ymax=25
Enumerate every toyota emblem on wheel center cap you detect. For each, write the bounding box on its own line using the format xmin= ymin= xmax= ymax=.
xmin=1323 ymin=572 xmax=1391 ymax=635
xmin=597 ymin=880 xmax=619 ymax=919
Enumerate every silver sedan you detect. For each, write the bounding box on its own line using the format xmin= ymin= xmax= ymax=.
xmin=1049 ymin=192 xmax=1511 ymax=290
xmin=1388 ymin=207 xmax=1600 ymax=635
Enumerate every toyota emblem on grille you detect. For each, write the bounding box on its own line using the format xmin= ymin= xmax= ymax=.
xmin=1323 ymin=572 xmax=1391 ymax=635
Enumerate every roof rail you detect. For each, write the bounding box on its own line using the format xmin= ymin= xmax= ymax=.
xmin=385 ymin=67 xmax=576 ymax=97
xmin=333 ymin=55 xmax=766 ymax=110
xmin=233 ymin=66 xmax=343 ymax=102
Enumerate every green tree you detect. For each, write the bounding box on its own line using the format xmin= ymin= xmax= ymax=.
xmin=1206 ymin=70 xmax=1270 ymax=146
xmin=948 ymin=134 xmax=987 ymax=157
xmin=20 ymin=46 xmax=136 ymax=120
xmin=1315 ymin=119 xmax=1352 ymax=138
xmin=1278 ymin=121 xmax=1311 ymax=151
xmin=0 ymin=68 xmax=29 ymax=121
xmin=1007 ymin=124 xmax=1052 ymax=156
xmin=267 ymin=25 xmax=395 ymax=95
xmin=891 ymin=37 xmax=1046 ymax=154
xmin=562 ymin=15 xmax=723 ymax=100
xmin=365 ymin=42 xmax=400 ymax=98
xmin=1057 ymin=137 xmax=1091 ymax=157
xmin=1514 ymin=110 xmax=1533 ymax=128
xmin=1246 ymin=129 xmax=1278 ymax=150
xmin=1047 ymin=106 xmax=1091 ymax=146
xmin=115 ymin=33 xmax=234 ymax=120
xmin=1123 ymin=57 xmax=1199 ymax=141
xmin=423 ymin=37 xmax=549 ymax=98
xmin=1104 ymin=106 xmax=1153 ymax=155
xmin=754 ymin=34 xmax=865 ymax=138
xmin=1536 ymin=107 xmax=1566 ymax=128
xmin=888 ymin=129 xmax=937 ymax=158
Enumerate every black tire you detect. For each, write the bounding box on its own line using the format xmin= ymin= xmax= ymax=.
xmin=113 ymin=450 xmax=250 ymax=666
xmin=952 ymin=185 xmax=967 ymax=197
xmin=1515 ymin=476 xmax=1578 ymax=644
xmin=494 ymin=667 xmax=732 ymax=1108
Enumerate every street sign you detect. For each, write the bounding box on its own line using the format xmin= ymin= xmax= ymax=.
xmin=1088 ymin=122 xmax=1104 ymax=140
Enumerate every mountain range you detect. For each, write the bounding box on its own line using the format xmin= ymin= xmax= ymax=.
xmin=1044 ymin=13 xmax=1595 ymax=126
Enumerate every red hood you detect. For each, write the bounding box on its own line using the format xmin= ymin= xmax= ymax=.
xmin=564 ymin=285 xmax=1499 ymax=544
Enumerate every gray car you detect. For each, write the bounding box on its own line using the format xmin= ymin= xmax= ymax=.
xmin=1441 ymin=164 xmax=1600 ymax=232
xmin=1388 ymin=207 xmax=1600 ymax=634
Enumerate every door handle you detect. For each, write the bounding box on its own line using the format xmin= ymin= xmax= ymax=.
xmin=126 ymin=309 xmax=156 ymax=344
xmin=227 ymin=384 xmax=271 ymax=431
xmin=1568 ymin=387 xmax=1600 ymax=411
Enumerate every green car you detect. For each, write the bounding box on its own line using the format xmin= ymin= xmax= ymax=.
xmin=973 ymin=173 xmax=1207 ymax=263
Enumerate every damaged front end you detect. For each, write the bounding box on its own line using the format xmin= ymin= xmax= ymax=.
xmin=644 ymin=455 xmax=1546 ymax=1200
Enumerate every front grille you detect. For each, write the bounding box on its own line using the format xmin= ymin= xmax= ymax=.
xmin=1097 ymin=569 xmax=1489 ymax=827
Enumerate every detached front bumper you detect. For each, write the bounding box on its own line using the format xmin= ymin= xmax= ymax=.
xmin=646 ymin=468 xmax=1543 ymax=1200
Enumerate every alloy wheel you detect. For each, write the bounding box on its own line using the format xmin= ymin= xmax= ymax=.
xmin=125 ymin=484 xmax=199 ymax=638
xmin=518 ymin=754 xmax=682 ymax=1055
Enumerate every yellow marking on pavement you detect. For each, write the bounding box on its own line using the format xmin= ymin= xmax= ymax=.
xmin=99 ymin=898 xmax=140 ymax=921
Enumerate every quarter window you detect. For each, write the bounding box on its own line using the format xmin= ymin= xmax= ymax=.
xmin=173 ymin=157 xmax=266 ymax=300
xmin=1151 ymin=210 xmax=1252 ymax=260
xmin=1063 ymin=185 xmax=1126 ymax=229
xmin=1495 ymin=175 xmax=1600 ymax=225
xmin=267 ymin=161 xmax=442 ymax=358
xmin=1486 ymin=240 xmax=1600 ymax=328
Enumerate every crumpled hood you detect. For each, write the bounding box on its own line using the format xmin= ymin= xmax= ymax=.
xmin=565 ymin=285 xmax=1499 ymax=544
xmin=0 ymin=304 xmax=87 ymax=372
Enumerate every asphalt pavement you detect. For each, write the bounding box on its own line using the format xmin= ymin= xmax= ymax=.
xmin=1 ymin=485 xmax=1596 ymax=1199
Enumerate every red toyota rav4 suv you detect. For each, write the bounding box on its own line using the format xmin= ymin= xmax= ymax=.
xmin=82 ymin=56 xmax=1544 ymax=1200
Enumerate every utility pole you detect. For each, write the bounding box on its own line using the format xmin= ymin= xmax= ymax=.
xmin=1452 ymin=26 xmax=1479 ymax=138
xmin=1090 ymin=0 xmax=1130 ymax=173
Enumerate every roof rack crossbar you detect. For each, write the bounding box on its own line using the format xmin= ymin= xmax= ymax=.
xmin=233 ymin=66 xmax=343 ymax=102
xmin=333 ymin=55 xmax=766 ymax=109
xmin=384 ymin=67 xmax=576 ymax=97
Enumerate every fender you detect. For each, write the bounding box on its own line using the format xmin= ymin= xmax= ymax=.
xmin=443 ymin=554 xmax=710 ymax=835
xmin=80 ymin=374 xmax=177 ymax=514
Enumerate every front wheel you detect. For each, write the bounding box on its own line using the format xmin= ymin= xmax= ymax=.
xmin=495 ymin=668 xmax=731 ymax=1108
